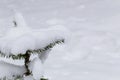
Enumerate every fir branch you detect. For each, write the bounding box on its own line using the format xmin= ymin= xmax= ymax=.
xmin=0 ymin=39 xmax=64 ymax=60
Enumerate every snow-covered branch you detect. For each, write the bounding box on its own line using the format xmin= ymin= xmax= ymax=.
xmin=0 ymin=39 xmax=64 ymax=59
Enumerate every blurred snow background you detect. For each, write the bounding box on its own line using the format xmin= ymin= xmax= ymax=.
xmin=0 ymin=0 xmax=120 ymax=80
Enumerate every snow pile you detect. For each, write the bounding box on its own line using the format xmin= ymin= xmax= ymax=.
xmin=0 ymin=12 xmax=70 ymax=56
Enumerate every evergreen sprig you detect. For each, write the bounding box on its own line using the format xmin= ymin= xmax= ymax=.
xmin=0 ymin=39 xmax=64 ymax=60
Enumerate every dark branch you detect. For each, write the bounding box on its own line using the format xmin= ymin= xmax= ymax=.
xmin=24 ymin=50 xmax=32 ymax=76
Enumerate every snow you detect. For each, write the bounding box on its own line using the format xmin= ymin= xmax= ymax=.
xmin=13 ymin=11 xmax=28 ymax=27
xmin=0 ymin=12 xmax=69 ymax=55
xmin=0 ymin=0 xmax=120 ymax=80
xmin=24 ymin=76 xmax=34 ymax=80
xmin=29 ymin=57 xmax=44 ymax=80
xmin=38 ymin=49 xmax=51 ymax=63
xmin=0 ymin=61 xmax=25 ymax=79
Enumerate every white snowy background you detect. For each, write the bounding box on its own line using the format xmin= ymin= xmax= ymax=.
xmin=0 ymin=0 xmax=120 ymax=80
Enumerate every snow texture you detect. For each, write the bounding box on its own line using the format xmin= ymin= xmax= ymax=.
xmin=0 ymin=12 xmax=69 ymax=56
xmin=24 ymin=75 xmax=34 ymax=80
xmin=29 ymin=57 xmax=44 ymax=80
xmin=0 ymin=61 xmax=25 ymax=79
xmin=28 ymin=50 xmax=51 ymax=79
xmin=38 ymin=49 xmax=51 ymax=63
xmin=1 ymin=0 xmax=120 ymax=80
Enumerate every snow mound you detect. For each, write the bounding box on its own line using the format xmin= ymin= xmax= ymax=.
xmin=0 ymin=12 xmax=70 ymax=56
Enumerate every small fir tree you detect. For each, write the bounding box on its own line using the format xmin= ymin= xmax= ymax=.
xmin=0 ymin=12 xmax=68 ymax=80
